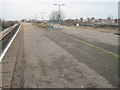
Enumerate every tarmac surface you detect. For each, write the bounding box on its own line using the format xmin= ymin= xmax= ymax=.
xmin=60 ymin=26 xmax=118 ymax=54
xmin=1 ymin=23 xmax=118 ymax=88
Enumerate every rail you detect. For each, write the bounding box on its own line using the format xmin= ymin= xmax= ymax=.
xmin=0 ymin=24 xmax=19 ymax=40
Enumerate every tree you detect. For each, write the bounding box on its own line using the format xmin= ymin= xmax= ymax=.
xmin=0 ymin=19 xmax=1 ymax=26
xmin=107 ymin=15 xmax=113 ymax=19
xmin=0 ymin=19 xmax=2 ymax=31
xmin=87 ymin=17 xmax=90 ymax=21
xmin=49 ymin=10 xmax=65 ymax=21
xmin=80 ymin=18 xmax=83 ymax=22
xmin=91 ymin=17 xmax=95 ymax=20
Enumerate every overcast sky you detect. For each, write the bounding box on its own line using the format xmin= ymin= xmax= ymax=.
xmin=0 ymin=0 xmax=119 ymax=21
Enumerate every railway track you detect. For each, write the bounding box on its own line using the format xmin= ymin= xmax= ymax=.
xmin=0 ymin=23 xmax=20 ymax=55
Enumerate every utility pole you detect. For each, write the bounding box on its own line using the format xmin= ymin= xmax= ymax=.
xmin=54 ymin=4 xmax=65 ymax=29
xmin=34 ymin=14 xmax=38 ymax=23
xmin=40 ymin=12 xmax=45 ymax=24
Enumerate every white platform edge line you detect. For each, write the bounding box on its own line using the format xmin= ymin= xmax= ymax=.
xmin=0 ymin=24 xmax=21 ymax=62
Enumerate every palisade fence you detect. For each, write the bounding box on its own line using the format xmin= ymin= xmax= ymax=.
xmin=80 ymin=23 xmax=118 ymax=29
xmin=61 ymin=21 xmax=118 ymax=29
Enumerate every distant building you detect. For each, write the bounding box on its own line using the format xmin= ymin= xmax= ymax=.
xmin=101 ymin=19 xmax=115 ymax=25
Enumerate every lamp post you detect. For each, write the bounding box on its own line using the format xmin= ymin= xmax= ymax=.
xmin=34 ymin=14 xmax=38 ymax=23
xmin=54 ymin=4 xmax=65 ymax=29
xmin=40 ymin=12 xmax=45 ymax=24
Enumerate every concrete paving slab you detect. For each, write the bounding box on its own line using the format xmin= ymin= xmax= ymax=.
xmin=2 ymin=62 xmax=15 ymax=72
xmin=2 ymin=72 xmax=13 ymax=87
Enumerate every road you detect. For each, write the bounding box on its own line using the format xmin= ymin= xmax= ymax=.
xmin=2 ymin=23 xmax=118 ymax=88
